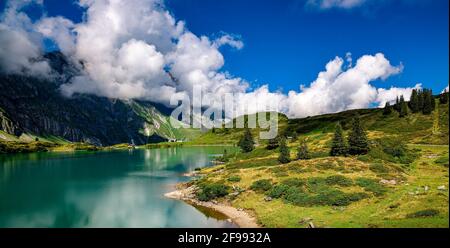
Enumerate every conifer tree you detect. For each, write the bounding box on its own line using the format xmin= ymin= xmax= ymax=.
xmin=399 ymin=100 xmax=408 ymax=118
xmin=297 ymin=139 xmax=310 ymax=160
xmin=266 ymin=137 xmax=279 ymax=150
xmin=383 ymin=102 xmax=392 ymax=116
xmin=440 ymin=89 xmax=449 ymax=104
xmin=399 ymin=95 xmax=408 ymax=118
xmin=347 ymin=116 xmax=369 ymax=155
xmin=394 ymin=96 xmax=400 ymax=112
xmin=330 ymin=122 xmax=347 ymax=156
xmin=422 ymin=89 xmax=433 ymax=115
xmin=430 ymin=89 xmax=436 ymax=111
xmin=238 ymin=128 xmax=255 ymax=153
xmin=418 ymin=89 xmax=424 ymax=111
xmin=278 ymin=137 xmax=291 ymax=164
xmin=409 ymin=89 xmax=419 ymax=113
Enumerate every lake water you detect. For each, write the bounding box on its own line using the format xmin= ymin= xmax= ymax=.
xmin=0 ymin=147 xmax=237 ymax=227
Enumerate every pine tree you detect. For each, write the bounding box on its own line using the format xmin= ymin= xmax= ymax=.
xmin=347 ymin=116 xmax=369 ymax=155
xmin=399 ymin=95 xmax=408 ymax=118
xmin=418 ymin=89 xmax=424 ymax=111
xmin=266 ymin=137 xmax=279 ymax=150
xmin=296 ymin=139 xmax=310 ymax=160
xmin=422 ymin=89 xmax=433 ymax=115
xmin=430 ymin=89 xmax=436 ymax=111
xmin=383 ymin=102 xmax=392 ymax=116
xmin=440 ymin=89 xmax=449 ymax=104
xmin=394 ymin=96 xmax=400 ymax=112
xmin=409 ymin=89 xmax=419 ymax=113
xmin=398 ymin=95 xmax=408 ymax=118
xmin=399 ymin=100 xmax=408 ymax=118
xmin=278 ymin=137 xmax=291 ymax=164
xmin=330 ymin=122 xmax=347 ymax=156
xmin=238 ymin=128 xmax=255 ymax=153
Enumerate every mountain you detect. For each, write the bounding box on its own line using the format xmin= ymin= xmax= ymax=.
xmin=0 ymin=52 xmax=193 ymax=146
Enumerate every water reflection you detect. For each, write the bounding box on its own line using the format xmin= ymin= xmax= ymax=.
xmin=0 ymin=147 xmax=236 ymax=227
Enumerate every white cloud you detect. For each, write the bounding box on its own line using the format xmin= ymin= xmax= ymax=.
xmin=442 ymin=85 xmax=449 ymax=93
xmin=306 ymin=0 xmax=367 ymax=10
xmin=0 ymin=0 xmax=51 ymax=76
xmin=213 ymin=34 xmax=244 ymax=50
xmin=282 ymin=53 xmax=403 ymax=117
xmin=376 ymin=84 xmax=422 ymax=107
xmin=36 ymin=17 xmax=76 ymax=54
xmin=1 ymin=0 xmax=421 ymax=120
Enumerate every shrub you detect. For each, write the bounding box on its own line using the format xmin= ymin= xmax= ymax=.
xmin=283 ymin=187 xmax=310 ymax=206
xmin=227 ymin=175 xmax=241 ymax=182
xmin=312 ymin=189 xmax=366 ymax=206
xmin=355 ymin=178 xmax=387 ymax=196
xmin=435 ymin=154 xmax=449 ymax=167
xmin=325 ymin=175 xmax=353 ymax=187
xmin=281 ymin=178 xmax=306 ymax=187
xmin=296 ymin=139 xmax=311 ymax=160
xmin=406 ymin=209 xmax=439 ymax=218
xmin=369 ymin=163 xmax=390 ymax=174
xmin=306 ymin=177 xmax=328 ymax=192
xmin=266 ymin=184 xmax=290 ymax=199
xmin=250 ymin=179 xmax=272 ymax=192
xmin=283 ymin=187 xmax=368 ymax=207
xmin=266 ymin=138 xmax=279 ymax=150
xmin=196 ymin=183 xmax=230 ymax=201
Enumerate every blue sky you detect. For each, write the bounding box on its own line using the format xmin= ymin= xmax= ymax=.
xmin=1 ymin=0 xmax=448 ymax=95
xmin=166 ymin=0 xmax=449 ymax=93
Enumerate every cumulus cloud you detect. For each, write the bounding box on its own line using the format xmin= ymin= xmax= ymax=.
xmin=0 ymin=0 xmax=51 ymax=76
xmin=442 ymin=85 xmax=449 ymax=93
xmin=282 ymin=53 xmax=403 ymax=117
xmin=213 ymin=34 xmax=244 ymax=50
xmin=0 ymin=0 xmax=421 ymax=119
xmin=36 ymin=17 xmax=76 ymax=54
xmin=306 ymin=0 xmax=367 ymax=10
xmin=376 ymin=84 xmax=422 ymax=107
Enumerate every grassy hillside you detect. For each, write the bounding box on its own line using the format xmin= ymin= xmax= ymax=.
xmin=184 ymin=101 xmax=449 ymax=227
xmin=191 ymin=101 xmax=448 ymax=147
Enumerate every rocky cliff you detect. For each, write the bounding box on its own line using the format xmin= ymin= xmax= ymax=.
xmin=0 ymin=52 xmax=185 ymax=146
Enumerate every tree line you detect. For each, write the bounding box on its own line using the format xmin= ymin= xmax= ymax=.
xmin=384 ymin=88 xmax=448 ymax=117
xmin=237 ymin=87 xmax=449 ymax=162
xmin=238 ymin=115 xmax=369 ymax=163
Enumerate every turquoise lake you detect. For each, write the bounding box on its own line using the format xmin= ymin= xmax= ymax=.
xmin=0 ymin=147 xmax=237 ymax=227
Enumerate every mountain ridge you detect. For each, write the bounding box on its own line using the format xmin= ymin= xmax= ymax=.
xmin=0 ymin=52 xmax=190 ymax=146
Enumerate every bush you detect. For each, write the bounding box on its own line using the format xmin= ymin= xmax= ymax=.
xmin=281 ymin=178 xmax=306 ymax=187
xmin=325 ymin=175 xmax=353 ymax=187
xmin=366 ymin=139 xmax=419 ymax=165
xmin=306 ymin=177 xmax=328 ymax=192
xmin=312 ymin=189 xmax=368 ymax=206
xmin=227 ymin=175 xmax=241 ymax=182
xmin=283 ymin=187 xmax=368 ymax=207
xmin=266 ymin=184 xmax=290 ymax=199
xmin=369 ymin=163 xmax=390 ymax=174
xmin=283 ymin=187 xmax=310 ymax=206
xmin=406 ymin=209 xmax=440 ymax=218
xmin=196 ymin=183 xmax=230 ymax=201
xmin=250 ymin=179 xmax=272 ymax=192
xmin=355 ymin=178 xmax=387 ymax=196
xmin=435 ymin=154 xmax=449 ymax=167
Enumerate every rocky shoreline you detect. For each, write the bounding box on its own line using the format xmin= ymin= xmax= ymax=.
xmin=164 ymin=184 xmax=260 ymax=228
